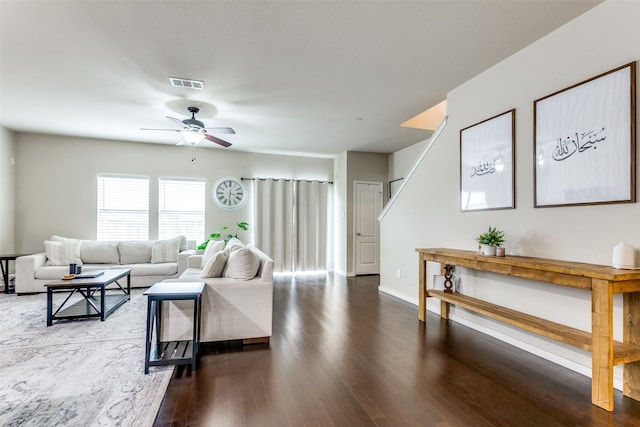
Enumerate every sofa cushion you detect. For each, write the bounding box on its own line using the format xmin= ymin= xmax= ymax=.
xmin=45 ymin=239 xmax=82 ymax=266
xmin=151 ymin=239 xmax=179 ymax=263
xmin=200 ymin=240 xmax=225 ymax=268
xmin=177 ymin=268 xmax=202 ymax=281
xmin=200 ymin=250 xmax=228 ymax=278
xmin=35 ymin=265 xmax=75 ymax=279
xmin=119 ymin=241 xmax=153 ymax=264
xmin=223 ymin=247 xmax=260 ymax=280
xmin=120 ymin=262 xmax=177 ymax=276
xmin=81 ymin=241 xmax=120 ymax=264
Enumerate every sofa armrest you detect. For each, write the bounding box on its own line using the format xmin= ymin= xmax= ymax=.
xmin=187 ymin=255 xmax=203 ymax=269
xmin=16 ymin=253 xmax=47 ymax=294
xmin=178 ymin=250 xmax=196 ymax=275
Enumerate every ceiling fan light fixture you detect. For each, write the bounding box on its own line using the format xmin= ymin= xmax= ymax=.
xmin=182 ymin=130 xmax=205 ymax=144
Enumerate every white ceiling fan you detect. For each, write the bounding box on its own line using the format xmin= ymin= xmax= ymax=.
xmin=141 ymin=106 xmax=234 ymax=147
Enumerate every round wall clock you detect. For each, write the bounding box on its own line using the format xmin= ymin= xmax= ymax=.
xmin=212 ymin=176 xmax=247 ymax=211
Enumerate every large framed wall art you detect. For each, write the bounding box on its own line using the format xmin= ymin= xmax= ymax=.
xmin=534 ymin=62 xmax=636 ymax=208
xmin=460 ymin=109 xmax=515 ymax=212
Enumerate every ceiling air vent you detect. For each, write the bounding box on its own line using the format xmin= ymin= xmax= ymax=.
xmin=169 ymin=77 xmax=204 ymax=90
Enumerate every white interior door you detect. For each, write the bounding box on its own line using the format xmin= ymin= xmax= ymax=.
xmin=354 ymin=181 xmax=383 ymax=275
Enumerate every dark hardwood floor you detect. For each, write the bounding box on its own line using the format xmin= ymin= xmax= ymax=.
xmin=153 ymin=274 xmax=640 ymax=426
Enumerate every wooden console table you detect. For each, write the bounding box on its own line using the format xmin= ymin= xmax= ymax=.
xmin=416 ymin=248 xmax=640 ymax=411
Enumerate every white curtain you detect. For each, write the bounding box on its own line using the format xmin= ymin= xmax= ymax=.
xmin=296 ymin=180 xmax=329 ymax=271
xmin=252 ymin=179 xmax=295 ymax=272
xmin=251 ymin=179 xmax=331 ymax=273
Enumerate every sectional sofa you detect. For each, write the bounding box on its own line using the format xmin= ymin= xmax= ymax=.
xmin=16 ymin=235 xmax=275 ymax=345
xmin=15 ymin=235 xmax=195 ymax=294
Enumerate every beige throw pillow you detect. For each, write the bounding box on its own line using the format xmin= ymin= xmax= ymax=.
xmin=151 ymin=239 xmax=180 ymax=263
xmin=225 ymin=238 xmax=245 ymax=252
xmin=45 ymin=239 xmax=82 ymax=266
xmin=200 ymin=250 xmax=229 ymax=278
xmin=223 ymin=247 xmax=260 ymax=280
xmin=200 ymin=240 xmax=225 ymax=269
xmin=170 ymin=235 xmax=187 ymax=251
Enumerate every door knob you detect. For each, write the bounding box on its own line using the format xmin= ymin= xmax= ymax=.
xmin=356 ymin=232 xmax=361 ymax=236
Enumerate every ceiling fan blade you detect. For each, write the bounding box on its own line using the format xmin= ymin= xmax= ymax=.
xmin=166 ymin=116 xmax=186 ymax=128
xmin=140 ymin=128 xmax=181 ymax=132
xmin=204 ymin=133 xmax=232 ymax=147
xmin=204 ymin=127 xmax=236 ymax=135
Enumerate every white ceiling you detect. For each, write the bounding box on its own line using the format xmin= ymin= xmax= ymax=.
xmin=0 ymin=1 xmax=600 ymax=157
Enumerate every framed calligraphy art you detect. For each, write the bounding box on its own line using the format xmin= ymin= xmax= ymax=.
xmin=534 ymin=62 xmax=636 ymax=208
xmin=460 ymin=109 xmax=515 ymax=212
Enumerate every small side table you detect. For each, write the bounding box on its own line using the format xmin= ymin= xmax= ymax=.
xmin=1 ymin=254 xmax=29 ymax=294
xmin=144 ymin=281 xmax=205 ymax=374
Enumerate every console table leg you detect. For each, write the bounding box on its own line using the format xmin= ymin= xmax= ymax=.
xmin=419 ymin=256 xmax=427 ymax=322
xmin=624 ymin=292 xmax=640 ymax=400
xmin=591 ymin=279 xmax=614 ymax=411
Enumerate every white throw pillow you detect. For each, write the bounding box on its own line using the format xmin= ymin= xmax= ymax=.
xmin=200 ymin=250 xmax=229 ymax=278
xmin=81 ymin=240 xmax=120 ymax=264
xmin=45 ymin=239 xmax=82 ymax=266
xmin=223 ymin=247 xmax=260 ymax=280
xmin=169 ymin=235 xmax=187 ymax=251
xmin=200 ymin=240 xmax=225 ymax=268
xmin=225 ymin=238 xmax=245 ymax=252
xmin=151 ymin=239 xmax=180 ymax=263
xmin=118 ymin=241 xmax=153 ymax=264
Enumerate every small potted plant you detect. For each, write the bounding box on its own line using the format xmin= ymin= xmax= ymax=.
xmin=476 ymin=226 xmax=505 ymax=256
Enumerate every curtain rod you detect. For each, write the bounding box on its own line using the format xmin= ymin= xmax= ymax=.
xmin=241 ymin=177 xmax=333 ymax=184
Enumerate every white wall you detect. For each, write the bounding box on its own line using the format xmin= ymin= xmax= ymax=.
xmin=333 ymin=152 xmax=348 ymax=275
xmin=380 ymin=0 xmax=640 ymax=387
xmin=15 ymin=133 xmax=333 ymax=253
xmin=388 ymin=139 xmax=426 ymax=181
xmin=0 ymin=127 xmax=16 ymax=253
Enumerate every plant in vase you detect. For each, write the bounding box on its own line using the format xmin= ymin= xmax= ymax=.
xmin=197 ymin=221 xmax=249 ymax=250
xmin=476 ymin=226 xmax=505 ymax=256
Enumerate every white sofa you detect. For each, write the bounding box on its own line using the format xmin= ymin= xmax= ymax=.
xmin=15 ymin=235 xmax=196 ymax=294
xmin=160 ymin=239 xmax=274 ymax=344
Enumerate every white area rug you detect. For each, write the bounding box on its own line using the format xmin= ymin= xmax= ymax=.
xmin=0 ymin=289 xmax=173 ymax=426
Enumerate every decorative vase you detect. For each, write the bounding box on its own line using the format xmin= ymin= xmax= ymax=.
xmin=612 ymin=242 xmax=635 ymax=268
xmin=481 ymin=244 xmax=496 ymax=256
xmin=496 ymin=247 xmax=505 ymax=257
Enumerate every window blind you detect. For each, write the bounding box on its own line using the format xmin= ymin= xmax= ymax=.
xmin=97 ymin=175 xmax=149 ymax=241
xmin=158 ymin=178 xmax=205 ymax=242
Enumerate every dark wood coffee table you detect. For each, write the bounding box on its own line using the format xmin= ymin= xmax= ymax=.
xmin=45 ymin=268 xmax=131 ymax=326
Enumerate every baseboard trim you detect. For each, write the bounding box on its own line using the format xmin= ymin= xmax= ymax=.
xmin=379 ymin=286 xmax=416 ymax=305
